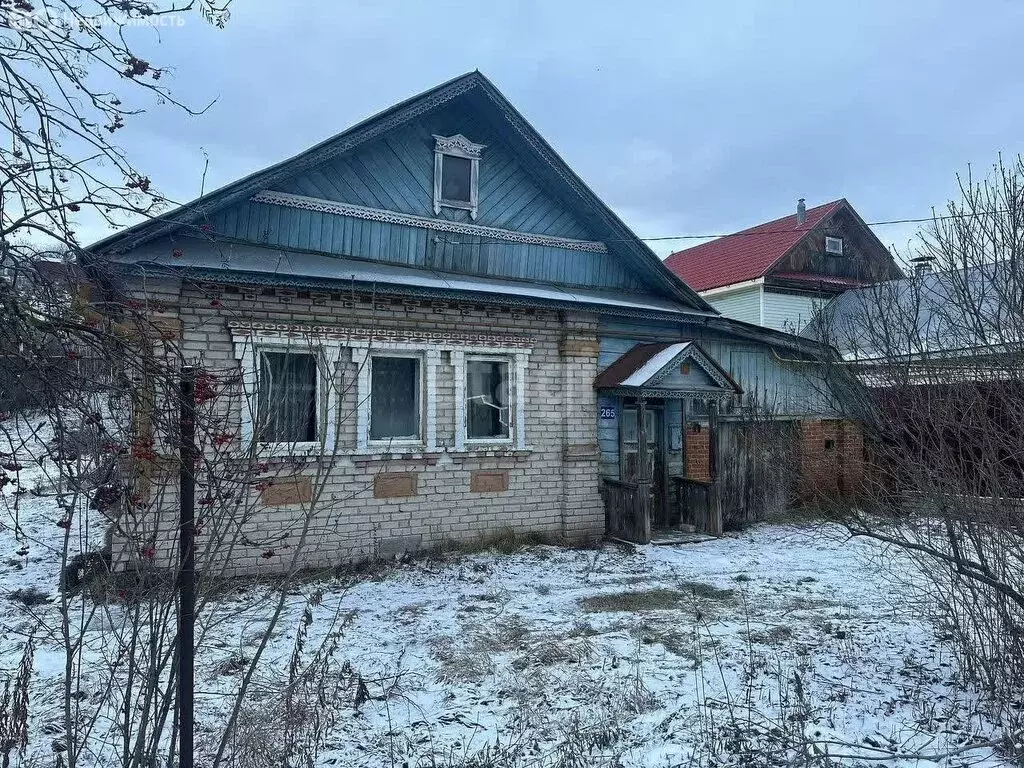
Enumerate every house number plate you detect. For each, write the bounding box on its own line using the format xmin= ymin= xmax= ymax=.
xmin=599 ymin=406 xmax=616 ymax=420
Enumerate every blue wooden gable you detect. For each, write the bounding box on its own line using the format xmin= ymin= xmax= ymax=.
xmin=87 ymin=72 xmax=712 ymax=312
xmin=207 ymin=92 xmax=648 ymax=291
xmin=271 ymin=98 xmax=592 ymax=237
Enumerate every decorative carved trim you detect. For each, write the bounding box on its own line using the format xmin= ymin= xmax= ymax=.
xmin=604 ymin=387 xmax=737 ymax=403
xmin=646 ymin=346 xmax=735 ymax=392
xmin=433 ymin=134 xmax=484 ymax=218
xmin=432 ymin=134 xmax=485 ymax=159
xmin=250 ymin=190 xmax=608 ymax=253
xmin=227 ymin=320 xmax=535 ymax=349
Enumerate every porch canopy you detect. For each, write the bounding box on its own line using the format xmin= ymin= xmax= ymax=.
xmin=594 ymin=341 xmax=742 ymax=400
xmin=594 ymin=341 xmax=742 ymax=543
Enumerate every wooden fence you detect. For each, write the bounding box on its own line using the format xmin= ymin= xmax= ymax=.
xmin=672 ymin=476 xmax=722 ymax=535
xmin=600 ymin=478 xmax=650 ymax=542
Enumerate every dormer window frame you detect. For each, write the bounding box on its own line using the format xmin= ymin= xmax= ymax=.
xmin=433 ymin=134 xmax=485 ymax=220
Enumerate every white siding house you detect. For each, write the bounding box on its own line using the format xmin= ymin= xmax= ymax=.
xmin=701 ymin=282 xmax=824 ymax=334
xmin=702 ymin=281 xmax=763 ymax=326
xmin=665 ymin=199 xmax=903 ymax=336
xmin=761 ymin=291 xmax=824 ymax=333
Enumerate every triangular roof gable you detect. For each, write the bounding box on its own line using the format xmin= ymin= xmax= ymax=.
xmin=594 ymin=341 xmax=743 ymax=395
xmin=87 ymin=71 xmax=712 ymax=312
xmin=665 ymin=200 xmax=848 ymax=292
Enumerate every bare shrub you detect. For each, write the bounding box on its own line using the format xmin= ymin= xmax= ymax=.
xmin=811 ymin=154 xmax=1024 ymax=721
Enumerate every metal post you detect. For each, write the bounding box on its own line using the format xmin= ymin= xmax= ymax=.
xmin=178 ymin=367 xmax=196 ymax=768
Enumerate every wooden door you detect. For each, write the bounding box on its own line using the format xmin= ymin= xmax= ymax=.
xmin=621 ymin=405 xmax=666 ymax=525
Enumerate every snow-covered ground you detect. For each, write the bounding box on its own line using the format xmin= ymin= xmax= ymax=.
xmin=0 ymin=412 xmax=1011 ymax=767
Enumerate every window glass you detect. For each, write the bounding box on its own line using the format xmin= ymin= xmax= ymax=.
xmin=467 ymin=359 xmax=510 ymax=439
xmin=370 ymin=356 xmax=421 ymax=441
xmin=441 ymin=154 xmax=472 ymax=202
xmin=258 ymin=352 xmax=317 ymax=443
xmin=622 ymin=408 xmax=638 ymax=444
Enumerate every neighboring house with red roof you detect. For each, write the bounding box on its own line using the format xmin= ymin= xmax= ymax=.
xmin=665 ymin=199 xmax=903 ymax=333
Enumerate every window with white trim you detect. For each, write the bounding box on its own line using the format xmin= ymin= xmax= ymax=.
xmin=369 ymin=354 xmax=423 ymax=443
xmin=465 ymin=357 xmax=511 ymax=441
xmin=825 ymin=236 xmax=844 ymax=256
xmin=432 ymin=134 xmax=485 ymax=220
xmin=256 ymin=350 xmax=320 ymax=444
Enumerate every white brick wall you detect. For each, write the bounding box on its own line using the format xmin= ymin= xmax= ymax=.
xmin=110 ymin=279 xmax=605 ymax=576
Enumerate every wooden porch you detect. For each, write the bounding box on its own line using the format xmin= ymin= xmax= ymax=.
xmin=594 ymin=340 xmax=741 ymax=544
xmin=598 ymin=393 xmax=726 ymax=544
xmin=601 ymin=472 xmax=723 ymax=544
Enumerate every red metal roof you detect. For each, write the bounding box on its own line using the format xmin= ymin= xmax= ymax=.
xmin=770 ymin=271 xmax=868 ymax=288
xmin=664 ymin=200 xmax=846 ymax=292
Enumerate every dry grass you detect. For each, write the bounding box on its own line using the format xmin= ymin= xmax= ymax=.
xmin=581 ymin=588 xmax=686 ymax=612
xmin=630 ymin=621 xmax=697 ymax=660
xmin=745 ymin=625 xmax=794 ymax=645
xmin=581 ymin=583 xmax=734 ymax=614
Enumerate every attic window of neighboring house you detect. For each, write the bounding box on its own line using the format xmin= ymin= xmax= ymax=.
xmin=825 ymin=236 xmax=844 ymax=256
xmin=433 ymin=134 xmax=485 ymax=219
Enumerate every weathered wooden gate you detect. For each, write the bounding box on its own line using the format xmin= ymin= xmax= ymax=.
xmin=717 ymin=420 xmax=798 ymax=529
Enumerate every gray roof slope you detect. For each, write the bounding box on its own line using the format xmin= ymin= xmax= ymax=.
xmin=102 ymin=238 xmax=712 ymax=318
xmin=803 ymin=262 xmax=1021 ymax=360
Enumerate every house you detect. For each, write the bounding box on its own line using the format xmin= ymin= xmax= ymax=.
xmin=803 ymin=261 xmax=1024 ymax=498
xmin=665 ymin=199 xmax=903 ymax=334
xmin=82 ymin=72 xmax=857 ymax=574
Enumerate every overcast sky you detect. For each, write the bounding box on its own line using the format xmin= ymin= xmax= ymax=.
xmin=93 ymin=1 xmax=1024 ymax=260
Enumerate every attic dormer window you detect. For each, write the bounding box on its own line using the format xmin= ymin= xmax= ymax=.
xmin=825 ymin=236 xmax=844 ymax=256
xmin=433 ymin=134 xmax=485 ymax=219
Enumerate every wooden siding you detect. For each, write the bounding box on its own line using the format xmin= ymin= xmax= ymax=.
xmin=598 ymin=318 xmax=834 ymax=417
xmin=596 ymin=318 xmax=835 ymax=480
xmin=770 ymin=207 xmax=902 ymax=283
xmin=270 ymin=97 xmax=594 ymax=240
xmin=208 ymin=200 xmax=648 ymax=291
xmin=204 ymin=94 xmax=659 ymax=293
xmin=704 ymin=284 xmax=762 ymax=325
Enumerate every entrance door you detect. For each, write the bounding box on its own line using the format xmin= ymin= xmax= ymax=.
xmin=621 ymin=404 xmax=667 ymax=525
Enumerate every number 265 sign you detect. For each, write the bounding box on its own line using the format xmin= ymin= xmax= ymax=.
xmin=599 ymin=406 xmax=616 ymax=420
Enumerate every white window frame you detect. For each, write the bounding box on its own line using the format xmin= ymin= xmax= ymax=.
xmin=366 ymin=351 xmax=426 ymax=448
xmin=235 ymin=340 xmax=338 ymax=456
xmin=453 ymin=350 xmax=528 ymax=451
xmin=231 ymin=324 xmax=531 ymax=456
xmin=432 ymin=134 xmax=485 ymax=220
xmin=353 ymin=345 xmax=439 ymax=452
xmin=825 ymin=236 xmax=844 ymax=256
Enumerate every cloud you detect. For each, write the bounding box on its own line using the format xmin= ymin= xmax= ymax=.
xmin=71 ymin=0 xmax=1024 ymax=261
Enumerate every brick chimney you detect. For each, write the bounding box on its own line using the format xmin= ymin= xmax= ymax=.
xmin=796 ymin=198 xmax=807 ymax=225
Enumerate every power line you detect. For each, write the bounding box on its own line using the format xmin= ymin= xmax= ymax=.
xmin=638 ymin=208 xmax=1009 ymax=243
xmin=429 ymin=207 xmax=1010 ymax=250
